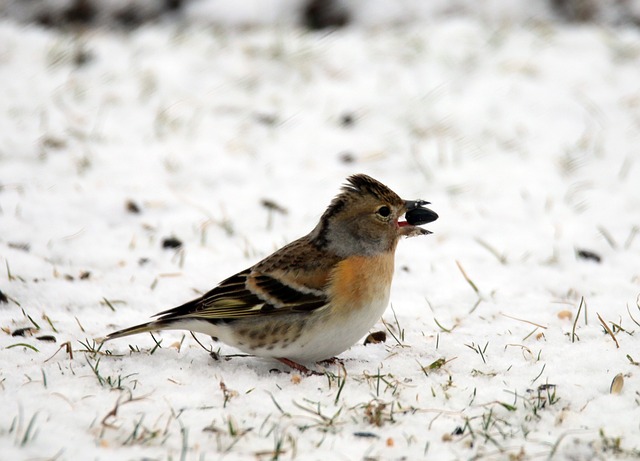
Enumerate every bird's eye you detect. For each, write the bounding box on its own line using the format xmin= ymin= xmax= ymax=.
xmin=376 ymin=205 xmax=391 ymax=217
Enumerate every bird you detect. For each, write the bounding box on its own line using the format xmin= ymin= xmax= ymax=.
xmin=102 ymin=174 xmax=438 ymax=374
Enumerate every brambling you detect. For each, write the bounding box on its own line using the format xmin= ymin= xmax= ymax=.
xmin=103 ymin=174 xmax=438 ymax=374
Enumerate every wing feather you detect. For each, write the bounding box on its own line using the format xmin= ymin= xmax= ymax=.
xmin=154 ymin=268 xmax=329 ymax=323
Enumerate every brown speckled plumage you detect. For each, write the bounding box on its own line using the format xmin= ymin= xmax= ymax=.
xmin=103 ymin=174 xmax=437 ymax=374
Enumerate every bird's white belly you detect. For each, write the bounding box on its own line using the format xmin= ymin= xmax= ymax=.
xmin=282 ymin=289 xmax=391 ymax=363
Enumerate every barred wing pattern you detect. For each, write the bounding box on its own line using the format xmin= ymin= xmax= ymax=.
xmin=154 ymin=269 xmax=329 ymax=322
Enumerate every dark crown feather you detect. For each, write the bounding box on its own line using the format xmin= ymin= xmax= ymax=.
xmin=342 ymin=174 xmax=403 ymax=204
xmin=320 ymin=174 xmax=401 ymax=223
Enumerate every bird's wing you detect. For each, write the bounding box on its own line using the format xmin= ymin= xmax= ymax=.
xmin=154 ymin=268 xmax=329 ymax=322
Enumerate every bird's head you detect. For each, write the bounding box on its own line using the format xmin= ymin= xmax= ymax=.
xmin=311 ymin=174 xmax=438 ymax=257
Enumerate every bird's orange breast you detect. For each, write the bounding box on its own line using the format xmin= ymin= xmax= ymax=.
xmin=328 ymin=252 xmax=395 ymax=311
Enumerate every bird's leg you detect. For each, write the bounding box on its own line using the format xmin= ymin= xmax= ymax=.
xmin=277 ymin=358 xmax=322 ymax=376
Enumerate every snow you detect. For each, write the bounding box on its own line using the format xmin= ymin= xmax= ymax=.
xmin=1 ymin=4 xmax=640 ymax=460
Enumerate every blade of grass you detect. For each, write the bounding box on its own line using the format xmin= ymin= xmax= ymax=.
xmin=6 ymin=343 xmax=39 ymax=352
xmin=571 ymin=297 xmax=584 ymax=343
xmin=501 ymin=313 xmax=548 ymax=329
xmin=456 ymin=260 xmax=480 ymax=295
xmin=597 ymin=312 xmax=619 ymax=348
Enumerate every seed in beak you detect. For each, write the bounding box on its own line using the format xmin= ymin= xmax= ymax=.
xmin=406 ymin=206 xmax=438 ymax=226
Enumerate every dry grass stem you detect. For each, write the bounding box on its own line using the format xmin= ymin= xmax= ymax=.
xmin=501 ymin=313 xmax=548 ymax=329
xmin=597 ymin=313 xmax=620 ymax=348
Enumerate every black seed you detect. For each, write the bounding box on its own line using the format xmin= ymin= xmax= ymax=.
xmin=12 ymin=327 xmax=35 ymax=337
xmin=126 ymin=200 xmax=141 ymax=214
xmin=576 ymin=249 xmax=601 ymax=263
xmin=162 ymin=236 xmax=183 ymax=249
xmin=405 ymin=207 xmax=438 ymax=226
xmin=36 ymin=335 xmax=57 ymax=342
xmin=364 ymin=331 xmax=387 ymax=345
xmin=0 ymin=289 xmax=8 ymax=304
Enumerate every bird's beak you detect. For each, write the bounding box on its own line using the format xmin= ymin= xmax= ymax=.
xmin=404 ymin=199 xmax=430 ymax=210
xmin=397 ymin=199 xmax=438 ymax=237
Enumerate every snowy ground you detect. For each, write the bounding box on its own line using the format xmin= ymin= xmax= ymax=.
xmin=1 ymin=8 xmax=640 ymax=461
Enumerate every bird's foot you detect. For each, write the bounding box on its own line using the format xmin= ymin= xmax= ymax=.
xmin=277 ymin=358 xmax=323 ymax=376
